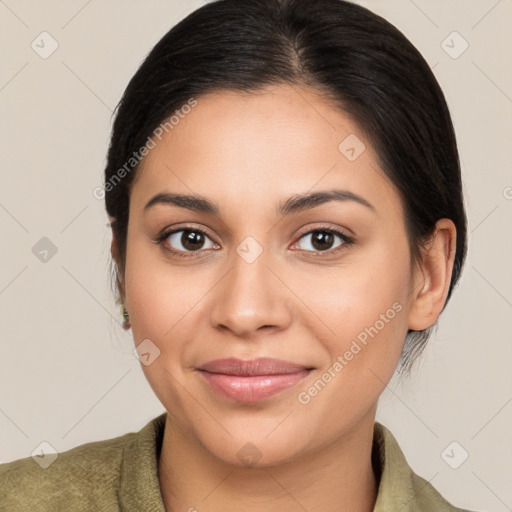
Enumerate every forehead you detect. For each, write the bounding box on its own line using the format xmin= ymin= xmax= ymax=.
xmin=130 ymin=84 xmax=400 ymax=218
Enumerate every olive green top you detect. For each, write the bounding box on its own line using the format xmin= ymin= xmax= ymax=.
xmin=0 ymin=412 xmax=476 ymax=511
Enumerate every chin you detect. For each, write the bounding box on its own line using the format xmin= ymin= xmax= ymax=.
xmin=197 ymin=422 xmax=308 ymax=469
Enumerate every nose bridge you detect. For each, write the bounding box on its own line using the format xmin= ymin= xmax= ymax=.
xmin=209 ymin=238 xmax=291 ymax=336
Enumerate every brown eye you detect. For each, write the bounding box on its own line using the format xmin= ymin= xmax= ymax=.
xmin=295 ymin=228 xmax=352 ymax=253
xmin=165 ymin=229 xmax=217 ymax=253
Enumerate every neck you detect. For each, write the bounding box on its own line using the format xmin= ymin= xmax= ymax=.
xmin=158 ymin=407 xmax=379 ymax=512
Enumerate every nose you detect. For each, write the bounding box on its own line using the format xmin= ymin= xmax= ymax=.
xmin=209 ymin=248 xmax=292 ymax=339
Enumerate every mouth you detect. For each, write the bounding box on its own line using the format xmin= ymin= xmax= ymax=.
xmin=197 ymin=358 xmax=314 ymax=403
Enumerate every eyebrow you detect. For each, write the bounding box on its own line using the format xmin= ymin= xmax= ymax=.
xmin=143 ymin=188 xmax=375 ymax=216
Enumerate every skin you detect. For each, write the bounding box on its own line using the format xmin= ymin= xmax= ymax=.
xmin=111 ymin=84 xmax=456 ymax=512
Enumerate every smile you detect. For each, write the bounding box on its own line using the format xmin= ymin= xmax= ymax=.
xmin=197 ymin=357 xmax=313 ymax=403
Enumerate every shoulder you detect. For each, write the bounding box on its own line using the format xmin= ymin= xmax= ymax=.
xmin=373 ymin=421 xmax=480 ymax=512
xmin=0 ymin=426 xmax=141 ymax=511
xmin=409 ymin=471 xmax=479 ymax=512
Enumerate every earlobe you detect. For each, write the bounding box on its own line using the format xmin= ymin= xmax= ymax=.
xmin=110 ymin=230 xmax=126 ymax=304
xmin=407 ymin=219 xmax=457 ymax=331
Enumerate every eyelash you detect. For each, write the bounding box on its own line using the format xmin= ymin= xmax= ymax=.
xmin=153 ymin=224 xmax=355 ymax=259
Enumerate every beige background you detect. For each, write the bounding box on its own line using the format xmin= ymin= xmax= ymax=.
xmin=0 ymin=0 xmax=511 ymax=510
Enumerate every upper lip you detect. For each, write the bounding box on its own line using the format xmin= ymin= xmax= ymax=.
xmin=198 ymin=358 xmax=312 ymax=376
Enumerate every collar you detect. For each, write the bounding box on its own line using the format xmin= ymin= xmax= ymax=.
xmin=119 ymin=411 xmax=167 ymax=511
xmin=119 ymin=412 xmax=455 ymax=511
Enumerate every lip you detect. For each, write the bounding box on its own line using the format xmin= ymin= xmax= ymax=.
xmin=197 ymin=358 xmax=313 ymax=403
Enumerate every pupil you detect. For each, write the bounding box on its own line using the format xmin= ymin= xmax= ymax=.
xmin=182 ymin=230 xmax=204 ymax=250
xmin=312 ymin=231 xmax=333 ymax=251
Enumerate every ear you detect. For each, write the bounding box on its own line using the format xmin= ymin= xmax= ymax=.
xmin=110 ymin=226 xmax=126 ymax=305
xmin=407 ymin=219 xmax=457 ymax=331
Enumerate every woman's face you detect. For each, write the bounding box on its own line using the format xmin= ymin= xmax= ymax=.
xmin=122 ymin=84 xmax=418 ymax=466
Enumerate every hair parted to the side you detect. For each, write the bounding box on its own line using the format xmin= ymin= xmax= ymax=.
xmin=104 ymin=0 xmax=467 ymax=375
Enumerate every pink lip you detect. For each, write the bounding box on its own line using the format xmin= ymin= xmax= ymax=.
xmin=197 ymin=358 xmax=313 ymax=403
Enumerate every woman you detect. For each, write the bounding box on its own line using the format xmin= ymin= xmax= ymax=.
xmin=0 ymin=0 xmax=476 ymax=510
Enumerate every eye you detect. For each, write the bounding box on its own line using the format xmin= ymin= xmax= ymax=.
xmin=154 ymin=225 xmax=354 ymax=259
xmin=155 ymin=226 xmax=219 ymax=257
xmin=293 ymin=227 xmax=354 ymax=255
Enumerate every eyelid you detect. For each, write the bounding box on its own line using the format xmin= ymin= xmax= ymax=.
xmin=293 ymin=223 xmax=352 ymax=242
xmin=156 ymin=223 xmax=217 ymax=242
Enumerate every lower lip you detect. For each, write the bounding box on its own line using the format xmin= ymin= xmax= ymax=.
xmin=198 ymin=370 xmax=311 ymax=403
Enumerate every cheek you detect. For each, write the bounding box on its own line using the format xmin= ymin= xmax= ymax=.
xmin=310 ymin=235 xmax=412 ymax=375
xmin=310 ymin=236 xmax=410 ymax=333
xmin=124 ymin=239 xmax=204 ymax=340
xmin=123 ymin=259 xmax=211 ymax=423
xmin=292 ymin=246 xmax=410 ymax=432
xmin=124 ymin=248 xmax=205 ymax=420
